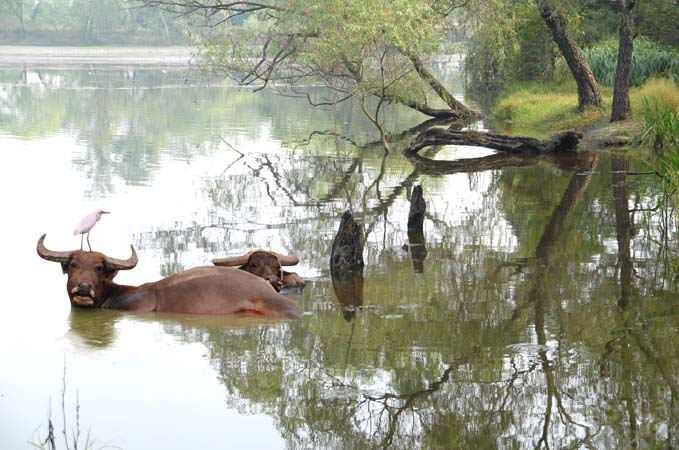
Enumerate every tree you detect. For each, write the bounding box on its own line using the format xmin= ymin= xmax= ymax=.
xmin=136 ymin=0 xmax=479 ymax=132
xmin=0 ymin=0 xmax=36 ymax=37
xmin=538 ymin=1 xmax=602 ymax=111
xmin=610 ymin=0 xmax=635 ymax=122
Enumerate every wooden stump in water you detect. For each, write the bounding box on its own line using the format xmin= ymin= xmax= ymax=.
xmin=330 ymin=210 xmax=365 ymax=271
xmin=330 ymin=211 xmax=365 ymax=321
xmin=407 ymin=185 xmax=428 ymax=272
xmin=408 ymin=185 xmax=426 ymax=232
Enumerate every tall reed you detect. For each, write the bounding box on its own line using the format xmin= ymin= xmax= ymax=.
xmin=640 ymin=98 xmax=679 ymax=212
xmin=639 ymin=98 xmax=679 ymax=150
xmin=556 ymin=38 xmax=679 ymax=87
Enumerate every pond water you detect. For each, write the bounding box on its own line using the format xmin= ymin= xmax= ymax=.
xmin=1 ymin=60 xmax=678 ymax=450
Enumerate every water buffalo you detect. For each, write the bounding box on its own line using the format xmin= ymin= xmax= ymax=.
xmin=37 ymin=235 xmax=301 ymax=319
xmin=212 ymin=250 xmax=305 ymax=292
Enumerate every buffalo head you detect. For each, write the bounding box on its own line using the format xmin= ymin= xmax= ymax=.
xmin=37 ymin=234 xmax=138 ymax=307
xmin=212 ymin=250 xmax=299 ymax=292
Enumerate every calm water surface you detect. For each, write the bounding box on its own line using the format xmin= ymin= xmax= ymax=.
xmin=0 ymin=62 xmax=678 ymax=449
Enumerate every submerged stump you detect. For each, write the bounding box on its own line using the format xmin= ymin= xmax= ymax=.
xmin=330 ymin=211 xmax=365 ymax=271
xmin=407 ymin=185 xmax=428 ymax=273
xmin=330 ymin=211 xmax=365 ymax=320
xmin=408 ymin=185 xmax=426 ymax=232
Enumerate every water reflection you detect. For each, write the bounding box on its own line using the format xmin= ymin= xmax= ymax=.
xmin=3 ymin=66 xmax=679 ymax=449
xmin=67 ymin=308 xmax=123 ymax=349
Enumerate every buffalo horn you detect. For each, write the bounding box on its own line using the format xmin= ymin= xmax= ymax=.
xmin=105 ymin=246 xmax=138 ymax=271
xmin=212 ymin=251 xmax=253 ymax=267
xmin=212 ymin=250 xmax=299 ymax=267
xmin=274 ymin=252 xmax=299 ymax=266
xmin=36 ymin=234 xmax=72 ymax=262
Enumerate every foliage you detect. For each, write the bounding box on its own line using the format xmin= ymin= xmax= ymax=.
xmin=465 ymin=0 xmax=587 ymax=98
xmin=636 ymin=0 xmax=679 ymax=47
xmin=463 ymin=0 xmax=518 ymax=97
xmin=559 ymin=38 xmax=679 ymax=87
xmin=577 ymin=0 xmax=619 ymax=45
xmin=195 ymin=0 xmax=456 ymax=112
xmin=468 ymin=0 xmax=679 ymax=96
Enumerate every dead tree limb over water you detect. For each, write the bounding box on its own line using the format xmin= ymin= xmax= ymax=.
xmin=404 ymin=128 xmax=583 ymax=156
xmin=402 ymin=127 xmax=583 ymax=174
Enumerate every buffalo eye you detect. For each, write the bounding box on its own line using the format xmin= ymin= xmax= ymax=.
xmin=95 ymin=264 xmax=104 ymax=273
xmin=69 ymin=262 xmax=79 ymax=270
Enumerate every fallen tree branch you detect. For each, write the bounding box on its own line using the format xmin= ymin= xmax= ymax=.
xmin=404 ymin=128 xmax=583 ymax=156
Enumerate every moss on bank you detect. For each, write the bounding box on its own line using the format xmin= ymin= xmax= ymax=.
xmin=492 ymin=78 xmax=679 ymax=141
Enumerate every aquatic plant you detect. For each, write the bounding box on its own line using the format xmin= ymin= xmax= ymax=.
xmin=638 ymin=98 xmax=679 ymax=150
xmin=638 ymin=95 xmax=679 ymax=216
xmin=29 ymin=365 xmax=115 ymax=450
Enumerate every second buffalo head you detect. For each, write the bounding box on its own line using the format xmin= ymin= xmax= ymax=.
xmin=212 ymin=250 xmax=299 ymax=292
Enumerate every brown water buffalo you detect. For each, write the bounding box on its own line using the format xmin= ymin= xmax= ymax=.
xmin=37 ymin=235 xmax=301 ymax=319
xmin=212 ymin=250 xmax=305 ymax=292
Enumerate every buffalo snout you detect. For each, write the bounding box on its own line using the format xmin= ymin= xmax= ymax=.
xmin=72 ymin=282 xmax=94 ymax=296
xmin=263 ymin=275 xmax=284 ymax=292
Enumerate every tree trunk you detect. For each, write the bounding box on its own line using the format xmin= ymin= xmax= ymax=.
xmin=401 ymin=49 xmax=480 ymax=120
xmin=385 ymin=95 xmax=473 ymax=120
xmin=405 ymin=128 xmax=582 ymax=156
xmin=539 ymin=2 xmax=602 ymax=111
xmin=15 ymin=0 xmax=26 ymax=37
xmin=159 ymin=10 xmax=171 ymax=41
xmin=83 ymin=0 xmax=94 ymax=42
xmin=611 ymin=0 xmax=635 ymax=122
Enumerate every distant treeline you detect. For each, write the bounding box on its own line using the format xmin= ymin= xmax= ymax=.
xmin=0 ymin=0 xmax=206 ymax=45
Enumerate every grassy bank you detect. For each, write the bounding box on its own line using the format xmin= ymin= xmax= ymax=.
xmin=492 ymin=78 xmax=679 ymax=139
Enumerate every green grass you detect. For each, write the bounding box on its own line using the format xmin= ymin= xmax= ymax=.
xmin=492 ymin=81 xmax=610 ymax=138
xmin=631 ymin=77 xmax=679 ymax=115
xmin=493 ymin=78 xmax=679 ymax=139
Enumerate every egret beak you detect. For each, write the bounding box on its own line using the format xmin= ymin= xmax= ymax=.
xmin=101 ymin=211 xmax=111 ymax=214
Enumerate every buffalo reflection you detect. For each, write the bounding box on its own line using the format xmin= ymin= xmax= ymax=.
xmin=67 ymin=308 xmax=122 ymax=349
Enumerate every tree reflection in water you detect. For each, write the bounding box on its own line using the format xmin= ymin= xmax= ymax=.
xmin=8 ymin=67 xmax=679 ymax=448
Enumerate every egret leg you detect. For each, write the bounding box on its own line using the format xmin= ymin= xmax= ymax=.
xmin=80 ymin=234 xmax=84 ymax=251
xmin=86 ymin=232 xmax=92 ymax=252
